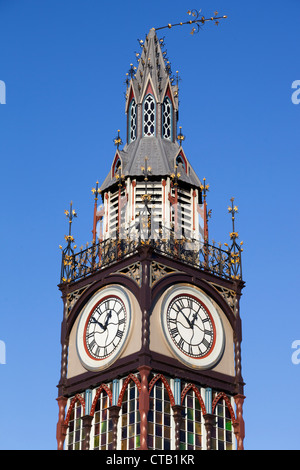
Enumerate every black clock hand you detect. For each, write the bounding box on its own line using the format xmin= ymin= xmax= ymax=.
xmin=190 ymin=312 xmax=198 ymax=328
xmin=104 ymin=310 xmax=112 ymax=329
xmin=90 ymin=318 xmax=105 ymax=330
xmin=180 ymin=310 xmax=192 ymax=328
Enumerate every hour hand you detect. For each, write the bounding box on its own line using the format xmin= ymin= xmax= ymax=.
xmin=90 ymin=318 xmax=105 ymax=330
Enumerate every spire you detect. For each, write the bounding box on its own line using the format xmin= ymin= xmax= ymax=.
xmin=127 ymin=28 xmax=178 ymax=107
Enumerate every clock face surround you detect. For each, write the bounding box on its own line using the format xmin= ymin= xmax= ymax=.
xmin=76 ymin=286 xmax=131 ymax=371
xmin=161 ymin=286 xmax=225 ymax=369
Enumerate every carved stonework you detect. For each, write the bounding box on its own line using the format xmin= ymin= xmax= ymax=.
xmin=150 ymin=261 xmax=181 ymax=286
xmin=115 ymin=262 xmax=142 ymax=286
xmin=208 ymin=282 xmax=237 ymax=313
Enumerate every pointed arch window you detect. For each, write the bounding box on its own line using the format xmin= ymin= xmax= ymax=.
xmin=162 ymin=97 xmax=172 ymax=140
xmin=143 ymin=94 xmax=156 ymax=136
xmin=180 ymin=387 xmax=204 ymax=450
xmin=211 ymin=393 xmax=235 ymax=450
xmin=128 ymin=99 xmax=137 ymax=143
xmin=148 ymin=376 xmax=173 ymax=450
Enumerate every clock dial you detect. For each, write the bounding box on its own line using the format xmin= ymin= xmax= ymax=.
xmin=76 ymin=286 xmax=131 ymax=371
xmin=161 ymin=286 xmax=224 ymax=369
xmin=167 ymin=295 xmax=215 ymax=358
xmin=84 ymin=296 xmax=126 ymax=360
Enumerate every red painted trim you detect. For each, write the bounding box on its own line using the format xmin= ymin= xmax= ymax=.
xmin=212 ymin=392 xmax=237 ymax=424
xmin=181 ymin=383 xmax=207 ymax=415
xmin=117 ymin=373 xmax=142 ymax=407
xmin=148 ymin=373 xmax=175 ymax=407
xmin=64 ymin=394 xmax=86 ymax=426
xmin=90 ymin=384 xmax=113 ymax=415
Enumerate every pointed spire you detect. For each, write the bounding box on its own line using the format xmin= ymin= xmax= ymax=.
xmin=129 ymin=28 xmax=178 ymax=105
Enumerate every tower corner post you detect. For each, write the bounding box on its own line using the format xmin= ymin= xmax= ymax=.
xmin=233 ymin=394 xmax=246 ymax=450
xmin=138 ymin=365 xmax=152 ymax=450
xmin=56 ymin=396 xmax=68 ymax=450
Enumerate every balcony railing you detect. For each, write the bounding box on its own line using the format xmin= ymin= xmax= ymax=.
xmin=60 ymin=226 xmax=242 ymax=285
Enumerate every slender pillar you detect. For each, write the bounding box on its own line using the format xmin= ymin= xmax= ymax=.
xmin=81 ymin=415 xmax=93 ymax=450
xmin=138 ymin=365 xmax=152 ymax=450
xmin=172 ymin=405 xmax=184 ymax=450
xmin=233 ymin=394 xmax=245 ymax=450
xmin=203 ymin=413 xmax=215 ymax=450
xmin=56 ymin=396 xmax=68 ymax=450
xmin=109 ymin=405 xmax=121 ymax=450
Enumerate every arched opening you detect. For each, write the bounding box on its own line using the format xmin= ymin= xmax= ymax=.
xmin=143 ymin=94 xmax=156 ymax=136
xmin=162 ymin=96 xmax=172 ymax=140
xmin=128 ymin=98 xmax=137 ymax=143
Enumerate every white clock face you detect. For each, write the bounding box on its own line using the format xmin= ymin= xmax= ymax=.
xmin=161 ymin=286 xmax=224 ymax=369
xmin=76 ymin=286 xmax=131 ymax=371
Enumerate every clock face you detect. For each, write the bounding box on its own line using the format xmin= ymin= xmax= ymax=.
xmin=161 ymin=286 xmax=224 ymax=369
xmin=84 ymin=295 xmax=127 ymax=360
xmin=76 ymin=286 xmax=131 ymax=371
xmin=167 ymin=294 xmax=215 ymax=359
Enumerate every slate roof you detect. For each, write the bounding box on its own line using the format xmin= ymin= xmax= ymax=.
xmin=100 ymin=136 xmax=201 ymax=192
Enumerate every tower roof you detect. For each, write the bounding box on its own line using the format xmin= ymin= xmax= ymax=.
xmin=100 ymin=28 xmax=201 ymax=192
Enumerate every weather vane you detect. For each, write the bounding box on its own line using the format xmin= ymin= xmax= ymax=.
xmin=155 ymin=9 xmax=227 ymax=34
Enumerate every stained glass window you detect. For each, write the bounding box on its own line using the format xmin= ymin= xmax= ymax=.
xmin=162 ymin=97 xmax=172 ymax=140
xmin=211 ymin=396 xmax=234 ymax=450
xmin=180 ymin=388 xmax=203 ymax=450
xmin=129 ymin=99 xmax=137 ymax=143
xmin=148 ymin=378 xmax=172 ymax=450
xmin=66 ymin=397 xmax=84 ymax=450
xmin=119 ymin=380 xmax=140 ymax=450
xmin=143 ymin=94 xmax=155 ymax=136
xmin=92 ymin=391 xmax=113 ymax=450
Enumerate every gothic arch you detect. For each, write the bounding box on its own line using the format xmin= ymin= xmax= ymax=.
xmin=181 ymin=383 xmax=207 ymax=415
xmin=90 ymin=384 xmax=113 ymax=416
xmin=212 ymin=392 xmax=236 ymax=424
xmin=148 ymin=374 xmax=175 ymax=406
xmin=117 ymin=373 xmax=142 ymax=407
xmin=64 ymin=394 xmax=86 ymax=426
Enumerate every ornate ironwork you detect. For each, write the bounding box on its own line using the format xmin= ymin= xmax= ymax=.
xmin=60 ymin=224 xmax=242 ymax=284
xmin=155 ymin=9 xmax=227 ymax=35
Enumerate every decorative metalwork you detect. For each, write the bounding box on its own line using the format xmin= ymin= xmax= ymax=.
xmin=226 ymin=197 xmax=243 ymax=280
xmin=60 ymin=201 xmax=77 ymax=283
xmin=113 ymin=129 xmax=123 ymax=149
xmin=60 ymin=223 xmax=242 ymax=284
xmin=155 ymin=9 xmax=227 ymax=35
xmin=177 ymin=126 xmax=185 ymax=146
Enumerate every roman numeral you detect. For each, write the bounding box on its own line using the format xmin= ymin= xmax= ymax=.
xmin=170 ymin=327 xmax=178 ymax=337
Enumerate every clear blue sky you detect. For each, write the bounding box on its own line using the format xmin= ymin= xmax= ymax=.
xmin=0 ymin=0 xmax=299 ymax=450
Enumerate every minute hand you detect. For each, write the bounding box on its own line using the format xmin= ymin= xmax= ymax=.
xmin=180 ymin=310 xmax=192 ymax=328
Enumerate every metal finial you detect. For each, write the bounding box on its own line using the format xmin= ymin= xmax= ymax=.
xmin=228 ymin=197 xmax=239 ymax=240
xmin=177 ymin=126 xmax=185 ymax=146
xmin=155 ymin=9 xmax=227 ymax=34
xmin=91 ymin=181 xmax=101 ymax=202
xmin=113 ymin=129 xmax=123 ymax=149
xmin=170 ymin=164 xmax=181 ymax=186
xmin=64 ymin=201 xmax=77 ymax=238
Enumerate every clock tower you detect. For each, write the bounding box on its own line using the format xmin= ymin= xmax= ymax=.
xmin=56 ymin=26 xmax=245 ymax=451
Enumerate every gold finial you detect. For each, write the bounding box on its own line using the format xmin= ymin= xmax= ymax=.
xmin=91 ymin=180 xmax=101 ymax=201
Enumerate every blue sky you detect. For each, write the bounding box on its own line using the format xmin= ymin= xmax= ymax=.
xmin=0 ymin=0 xmax=299 ymax=450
